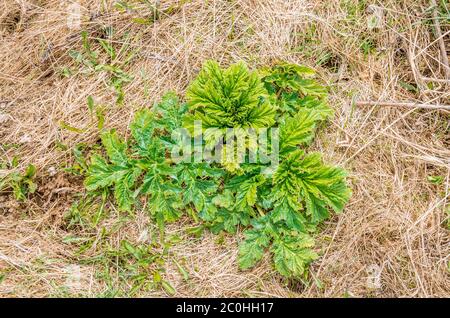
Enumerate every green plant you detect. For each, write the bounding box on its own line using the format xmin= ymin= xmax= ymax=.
xmin=69 ymin=30 xmax=136 ymax=104
xmin=359 ymin=37 xmax=377 ymax=56
xmin=445 ymin=205 xmax=450 ymax=231
xmin=427 ymin=175 xmax=443 ymax=185
xmin=259 ymin=62 xmax=333 ymax=123
xmin=183 ymin=60 xmax=277 ymax=130
xmin=80 ymin=60 xmax=351 ymax=280
xmin=63 ymin=205 xmax=180 ymax=296
xmin=71 ymin=234 xmax=176 ymax=296
xmin=100 ymin=239 xmax=175 ymax=296
xmin=0 ymin=162 xmax=37 ymax=201
xmin=64 ymin=192 xmax=108 ymax=229
xmin=115 ymin=0 xmax=190 ymax=25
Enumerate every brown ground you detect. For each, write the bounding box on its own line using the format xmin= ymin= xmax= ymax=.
xmin=0 ymin=0 xmax=449 ymax=297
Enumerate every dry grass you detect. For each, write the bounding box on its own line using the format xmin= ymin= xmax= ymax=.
xmin=0 ymin=0 xmax=449 ymax=297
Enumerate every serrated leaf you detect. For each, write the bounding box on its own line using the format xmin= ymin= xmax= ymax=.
xmin=278 ymin=93 xmax=333 ymax=120
xmin=185 ymin=179 xmax=217 ymax=211
xmin=226 ymin=173 xmax=266 ymax=212
xmin=101 ymin=130 xmax=128 ymax=165
xmin=297 ymin=96 xmax=333 ymax=120
xmin=153 ymin=92 xmax=186 ymax=131
xmin=238 ymin=228 xmax=271 ymax=270
xmin=295 ymin=152 xmax=351 ymax=223
xmin=295 ymin=78 xmax=328 ymax=98
xmin=270 ymin=198 xmax=306 ymax=232
xmin=185 ymin=60 xmax=276 ymax=129
xmin=262 ymin=62 xmax=319 ymax=93
xmin=272 ymin=232 xmax=318 ymax=278
xmin=149 ymin=191 xmax=182 ymax=223
xmin=198 ymin=200 xmax=218 ymax=222
xmin=272 ymin=150 xmax=304 ymax=198
xmin=131 ymin=108 xmax=156 ymax=156
xmin=210 ymin=208 xmax=251 ymax=234
xmin=279 ymin=108 xmax=320 ymax=155
xmin=271 ymin=149 xmax=351 ymax=224
xmin=212 ymin=190 xmax=234 ymax=209
xmin=140 ymin=168 xmax=169 ymax=195
xmin=114 ymin=167 xmax=142 ymax=211
xmin=178 ymin=163 xmax=221 ymax=211
xmin=84 ymin=155 xmax=129 ymax=191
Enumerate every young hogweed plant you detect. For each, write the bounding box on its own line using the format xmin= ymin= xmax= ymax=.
xmin=82 ymin=60 xmax=351 ymax=280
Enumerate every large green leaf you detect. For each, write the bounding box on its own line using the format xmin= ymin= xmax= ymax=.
xmin=261 ymin=62 xmax=327 ymax=99
xmin=209 ymin=208 xmax=251 ymax=234
xmin=278 ymin=93 xmax=333 ymax=120
xmin=131 ymin=108 xmax=156 ymax=156
xmin=270 ymin=151 xmax=307 ymax=231
xmin=295 ymin=152 xmax=351 ymax=223
xmin=178 ymin=163 xmax=222 ymax=211
xmin=279 ymin=109 xmax=320 ymax=155
xmin=153 ymin=92 xmax=187 ymax=131
xmin=149 ymin=191 xmax=183 ymax=223
xmin=140 ymin=164 xmax=179 ymax=195
xmin=271 ymin=150 xmax=304 ymax=199
xmin=212 ymin=190 xmax=234 ymax=209
xmin=113 ymin=166 xmax=142 ymax=211
xmin=238 ymin=228 xmax=271 ymax=270
xmin=85 ymin=154 xmax=142 ymax=211
xmin=297 ymin=96 xmax=333 ymax=120
xmin=84 ymin=155 xmax=129 ymax=191
xmin=101 ymin=130 xmax=128 ymax=166
xmin=270 ymin=198 xmax=307 ymax=232
xmin=225 ymin=173 xmax=266 ymax=213
xmin=271 ymin=150 xmax=351 ymax=224
xmin=185 ymin=60 xmax=276 ymax=129
xmin=272 ymin=232 xmax=318 ymax=278
xmin=137 ymin=162 xmax=183 ymax=225
xmin=184 ymin=178 xmax=217 ymax=211
xmin=295 ymin=79 xmax=328 ymax=98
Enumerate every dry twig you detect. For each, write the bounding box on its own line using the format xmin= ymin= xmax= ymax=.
xmin=356 ymin=100 xmax=450 ymax=111
xmin=430 ymin=0 xmax=450 ymax=79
